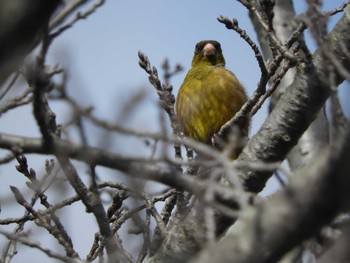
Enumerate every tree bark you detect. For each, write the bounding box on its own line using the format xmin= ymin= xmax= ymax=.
xmin=239 ymin=6 xmax=350 ymax=193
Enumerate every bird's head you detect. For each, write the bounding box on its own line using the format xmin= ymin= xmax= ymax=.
xmin=191 ymin=40 xmax=226 ymax=67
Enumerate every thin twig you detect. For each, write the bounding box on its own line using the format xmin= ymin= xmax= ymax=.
xmin=50 ymin=0 xmax=106 ymax=39
xmin=0 ymin=87 xmax=33 ymax=115
xmin=217 ymin=15 xmax=267 ymax=81
xmin=218 ymin=16 xmax=306 ymax=137
xmin=0 ymin=72 xmax=20 ymax=100
xmin=0 ymin=229 xmax=83 ymax=263
xmin=324 ymin=0 xmax=350 ymax=16
xmin=248 ymin=3 xmax=300 ymax=63
xmin=138 ymin=51 xmax=182 ymax=159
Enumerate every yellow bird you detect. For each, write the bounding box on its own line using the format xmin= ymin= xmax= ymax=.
xmin=176 ymin=40 xmax=249 ymax=158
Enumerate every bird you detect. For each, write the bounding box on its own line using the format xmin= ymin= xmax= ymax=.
xmin=176 ymin=40 xmax=249 ymax=158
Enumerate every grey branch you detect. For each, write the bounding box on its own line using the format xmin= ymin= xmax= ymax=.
xmin=237 ymin=6 xmax=350 ymax=193
xmin=192 ymin=124 xmax=350 ymax=263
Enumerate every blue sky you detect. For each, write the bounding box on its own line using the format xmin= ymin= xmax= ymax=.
xmin=0 ymin=1 xmax=349 ymax=262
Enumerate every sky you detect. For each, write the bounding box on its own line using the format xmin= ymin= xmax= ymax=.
xmin=0 ymin=1 xmax=349 ymax=262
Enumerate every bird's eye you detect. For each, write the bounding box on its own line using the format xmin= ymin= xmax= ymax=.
xmin=214 ymin=42 xmax=221 ymax=51
xmin=195 ymin=43 xmax=202 ymax=53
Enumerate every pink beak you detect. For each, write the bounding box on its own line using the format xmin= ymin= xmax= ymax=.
xmin=203 ymin=43 xmax=216 ymax=56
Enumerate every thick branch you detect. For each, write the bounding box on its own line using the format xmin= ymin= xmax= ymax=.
xmin=0 ymin=133 xmax=250 ymax=206
xmin=192 ymin=125 xmax=350 ymax=263
xmin=249 ymin=0 xmax=330 ymax=172
xmin=238 ymin=7 xmax=350 ymax=193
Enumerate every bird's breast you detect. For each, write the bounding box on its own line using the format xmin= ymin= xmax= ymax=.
xmin=176 ymin=65 xmax=248 ymax=143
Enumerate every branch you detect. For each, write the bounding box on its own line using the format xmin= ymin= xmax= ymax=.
xmin=0 ymin=229 xmax=83 ymax=263
xmin=26 ymin=31 xmax=132 ymax=262
xmin=246 ymin=1 xmax=299 ymax=63
xmin=217 ymin=15 xmax=306 ymax=138
xmin=50 ymin=0 xmax=94 ymax=29
xmin=237 ymin=6 xmax=350 ymax=193
xmin=193 ymin=125 xmax=350 ymax=262
xmin=138 ymin=51 xmax=182 ymax=159
xmin=216 ymin=15 xmax=268 ymax=133
xmin=324 ymin=0 xmax=350 ymax=16
xmin=0 ymin=132 xmax=253 ymax=213
xmin=51 ymin=0 xmax=106 ymax=39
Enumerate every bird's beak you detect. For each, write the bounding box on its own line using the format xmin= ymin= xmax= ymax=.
xmin=203 ymin=43 xmax=216 ymax=57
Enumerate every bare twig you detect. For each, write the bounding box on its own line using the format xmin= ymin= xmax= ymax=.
xmin=0 ymin=87 xmax=32 ymax=115
xmin=0 ymin=72 xmax=20 ymax=100
xmin=15 ymin=155 xmax=78 ymax=257
xmin=0 ymin=215 xmax=34 ymax=225
xmin=50 ymin=0 xmax=97 ymax=29
xmin=138 ymin=51 xmax=182 ymax=159
xmin=250 ymin=58 xmax=294 ymax=115
xmin=0 ymin=152 xmax=16 ymax=164
xmin=218 ymin=16 xmax=306 ymax=138
xmin=217 ymin=15 xmax=267 ymax=84
xmin=217 ymin=15 xmax=268 ymax=136
xmin=0 ymin=229 xmax=83 ymax=263
xmin=51 ymin=0 xmax=106 ymax=39
xmin=324 ymin=0 xmax=350 ymax=16
xmin=162 ymin=58 xmax=183 ymax=86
